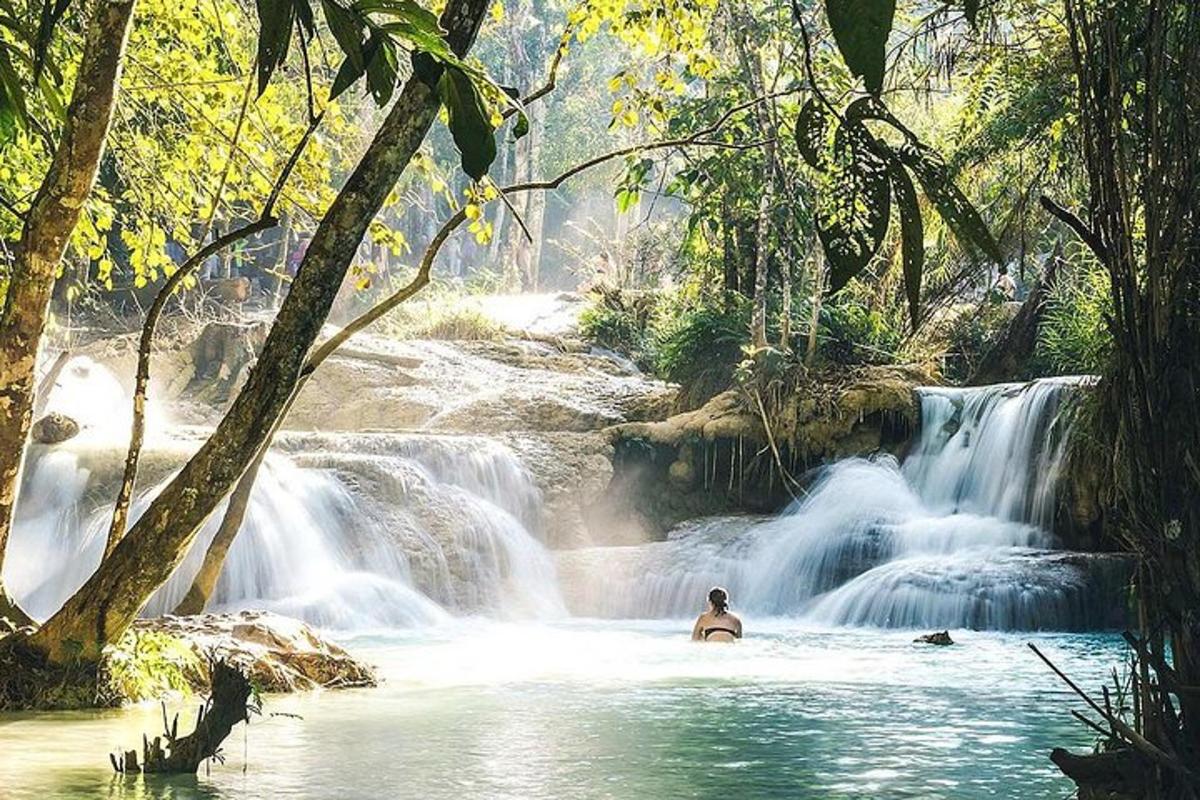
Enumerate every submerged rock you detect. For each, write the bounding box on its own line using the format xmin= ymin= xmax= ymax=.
xmin=914 ymin=631 xmax=954 ymax=646
xmin=30 ymin=412 xmax=79 ymax=444
xmin=133 ymin=611 xmax=376 ymax=694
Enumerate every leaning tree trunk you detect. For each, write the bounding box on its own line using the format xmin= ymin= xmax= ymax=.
xmin=0 ymin=0 xmax=137 ymax=625
xmin=28 ymin=0 xmax=492 ymax=664
xmin=171 ymin=433 xmax=270 ymax=616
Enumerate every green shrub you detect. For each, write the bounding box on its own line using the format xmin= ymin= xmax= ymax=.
xmin=103 ymin=629 xmax=205 ymax=703
xmin=938 ymin=301 xmax=1013 ymax=382
xmin=577 ymin=286 xmax=661 ymax=363
xmin=816 ymin=300 xmax=903 ymax=367
xmin=652 ymin=301 xmax=749 ymax=406
xmin=1034 ymin=262 xmax=1113 ymax=375
xmin=579 ymin=300 xmax=647 ymax=355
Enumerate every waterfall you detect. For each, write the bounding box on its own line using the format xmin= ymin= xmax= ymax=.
xmin=6 ymin=385 xmax=564 ymax=627
xmin=903 ymin=377 xmax=1086 ymax=528
xmin=560 ymin=377 xmax=1123 ymax=631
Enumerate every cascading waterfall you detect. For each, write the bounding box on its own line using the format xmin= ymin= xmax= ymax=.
xmin=5 ymin=359 xmax=564 ymax=627
xmin=903 ymin=377 xmax=1087 ymax=528
xmin=560 ymin=377 xmax=1124 ymax=630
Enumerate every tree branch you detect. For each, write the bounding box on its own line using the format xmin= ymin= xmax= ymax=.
xmin=1040 ymin=194 xmax=1108 ymax=261
xmin=303 ymin=92 xmax=788 ymax=373
xmin=104 ymin=114 xmax=322 ymax=555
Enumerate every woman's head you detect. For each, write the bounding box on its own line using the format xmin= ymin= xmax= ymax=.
xmin=708 ymin=586 xmax=729 ymax=615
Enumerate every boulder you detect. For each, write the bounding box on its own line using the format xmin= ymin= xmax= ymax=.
xmin=30 ymin=412 xmax=79 ymax=444
xmin=132 ymin=611 xmax=376 ymax=693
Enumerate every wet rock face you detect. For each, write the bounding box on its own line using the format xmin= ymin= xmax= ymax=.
xmin=30 ymin=412 xmax=79 ymax=444
xmin=603 ymin=366 xmax=926 ymax=537
xmin=133 ymin=612 xmax=376 ymax=693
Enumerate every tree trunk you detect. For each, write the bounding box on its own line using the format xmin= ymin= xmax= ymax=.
xmin=518 ymin=101 xmax=547 ymax=291
xmin=28 ymin=0 xmax=492 ymax=664
xmin=171 ymin=439 xmax=268 ymax=616
xmin=805 ymin=244 xmax=823 ymax=366
xmin=0 ymin=0 xmax=137 ymax=624
xmin=1043 ymin=1 xmax=1200 ymax=782
xmin=501 ymin=1 xmax=548 ymax=291
xmin=730 ymin=8 xmax=772 ymax=349
xmin=721 ymin=188 xmax=739 ymax=303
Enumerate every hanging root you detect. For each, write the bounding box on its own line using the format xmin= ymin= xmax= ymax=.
xmin=110 ymin=659 xmax=256 ymax=774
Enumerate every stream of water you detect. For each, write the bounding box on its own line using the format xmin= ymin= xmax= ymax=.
xmin=0 ymin=366 xmax=1125 ymax=798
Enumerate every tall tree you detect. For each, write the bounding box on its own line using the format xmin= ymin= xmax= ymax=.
xmin=1039 ymin=0 xmax=1200 ymax=786
xmin=25 ymin=0 xmax=493 ymax=663
xmin=0 ymin=0 xmax=138 ymax=625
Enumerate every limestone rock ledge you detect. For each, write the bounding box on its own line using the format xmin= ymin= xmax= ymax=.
xmin=134 ymin=612 xmax=377 ymax=695
xmin=1 ymin=611 xmax=375 ymax=711
xmin=597 ymin=365 xmax=928 ymax=535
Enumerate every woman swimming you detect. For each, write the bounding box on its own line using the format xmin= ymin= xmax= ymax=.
xmin=691 ymin=586 xmax=742 ymax=642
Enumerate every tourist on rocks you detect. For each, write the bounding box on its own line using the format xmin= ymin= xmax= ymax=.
xmin=691 ymin=586 xmax=743 ymax=642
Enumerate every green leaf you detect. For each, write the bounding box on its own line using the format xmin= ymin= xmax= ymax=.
xmin=894 ymin=137 xmax=1002 ymax=263
xmin=321 ymin=0 xmax=366 ymax=71
xmin=355 ymin=0 xmax=442 ymax=31
xmin=886 ymin=155 xmax=924 ymax=328
xmin=0 ymin=44 xmax=27 ymax=143
xmin=437 ymin=66 xmax=496 ymax=180
xmin=329 ymin=55 xmax=364 ymax=101
xmin=844 ymin=95 xmax=1001 ymax=263
xmin=795 ymin=97 xmax=832 ymax=169
xmin=363 ymin=32 xmax=398 ymax=105
xmin=819 ymin=120 xmax=891 ymax=293
xmin=378 ymin=18 xmax=458 ymax=65
xmin=963 ymin=0 xmax=979 ymax=26
xmin=825 ymin=0 xmax=895 ymax=95
xmin=364 ymin=0 xmax=456 ymax=65
xmin=512 ymin=110 xmax=529 ymax=140
xmin=293 ymin=0 xmax=315 ymax=37
xmin=255 ymin=0 xmax=296 ymax=96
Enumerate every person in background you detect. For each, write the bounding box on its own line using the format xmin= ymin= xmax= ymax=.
xmin=691 ymin=586 xmax=743 ymax=642
xmin=993 ymin=264 xmax=1018 ymax=301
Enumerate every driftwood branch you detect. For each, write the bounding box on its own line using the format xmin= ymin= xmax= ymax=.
xmin=111 ymin=660 xmax=253 ymax=774
xmin=1029 ymin=643 xmax=1196 ymax=782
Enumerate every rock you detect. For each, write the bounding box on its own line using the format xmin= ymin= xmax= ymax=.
xmin=132 ymin=611 xmax=376 ymax=693
xmin=188 ymin=320 xmax=270 ymax=405
xmin=30 ymin=412 xmax=79 ymax=444
xmin=914 ymin=630 xmax=954 ymax=646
